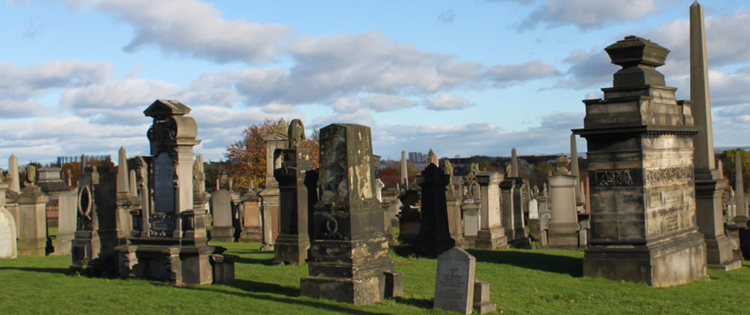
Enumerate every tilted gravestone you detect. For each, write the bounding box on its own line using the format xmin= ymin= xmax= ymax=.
xmin=433 ymin=247 xmax=475 ymax=315
xmin=301 ymin=124 xmax=402 ymax=305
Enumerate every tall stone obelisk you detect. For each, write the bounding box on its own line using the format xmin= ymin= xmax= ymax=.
xmin=400 ymin=150 xmax=409 ymax=190
xmin=690 ymin=1 xmax=741 ymax=270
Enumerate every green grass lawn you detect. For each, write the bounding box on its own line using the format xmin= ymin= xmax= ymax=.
xmin=1 ymin=242 xmax=748 ymax=315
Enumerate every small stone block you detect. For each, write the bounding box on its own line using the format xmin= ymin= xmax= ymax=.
xmin=473 ymin=281 xmax=496 ymax=314
xmin=385 ymin=271 xmax=404 ymax=298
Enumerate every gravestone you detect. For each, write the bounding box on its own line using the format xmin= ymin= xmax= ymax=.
xmin=193 ymin=154 xmax=210 ymax=212
xmin=397 ymin=190 xmax=421 ymax=244
xmin=461 ymin=163 xmax=481 ymax=247
xmin=115 ymin=100 xmax=232 ymax=286
xmin=240 ymin=184 xmax=262 ymax=242
xmin=53 ymin=189 xmax=77 ymax=255
xmin=473 ymin=281 xmax=497 ymax=314
xmin=71 ymin=160 xmax=120 ymax=275
xmin=258 ymin=120 xmax=288 ymax=250
xmin=443 ymin=160 xmax=464 ymax=246
xmin=577 ymin=36 xmax=707 ymax=286
xmin=546 ymin=155 xmax=580 ymax=249
xmin=476 ymin=171 xmax=508 ymax=249
xmin=0 ymin=178 xmax=17 ymax=259
xmin=416 ymin=162 xmax=455 ymax=256
xmin=433 ymin=247 xmax=475 ymax=315
xmin=211 ymin=189 xmax=234 ymax=242
xmin=273 ymin=119 xmax=317 ymax=265
xmin=400 ymin=150 xmax=409 ymax=190
xmin=115 ymin=147 xmax=136 ymax=243
xmin=17 ymin=166 xmax=50 ymax=257
xmin=301 ymin=123 xmax=402 ymax=305
xmin=501 ymin=176 xmax=530 ymax=248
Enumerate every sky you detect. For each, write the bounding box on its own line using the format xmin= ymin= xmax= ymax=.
xmin=1 ymin=0 xmax=750 ymax=169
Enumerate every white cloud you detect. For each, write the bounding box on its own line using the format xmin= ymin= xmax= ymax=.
xmin=518 ymin=0 xmax=659 ymax=31
xmin=0 ymin=60 xmax=111 ymax=100
xmin=484 ymin=60 xmax=559 ymax=87
xmin=424 ymin=93 xmax=472 ymax=111
xmin=437 ymin=10 xmax=455 ymax=24
xmin=61 ymin=0 xmax=291 ymax=64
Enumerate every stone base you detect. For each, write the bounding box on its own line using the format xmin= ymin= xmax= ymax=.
xmin=273 ymin=233 xmax=309 ymax=265
xmin=300 ymin=272 xmax=400 ymax=305
xmin=115 ymin=241 xmax=220 ymax=286
xmin=210 ymin=226 xmax=235 ymax=242
xmin=527 ymin=219 xmax=541 ymax=241
xmin=17 ymin=238 xmax=46 ymax=257
xmin=705 ymin=234 xmax=742 ymax=271
xmin=211 ymin=253 xmax=239 ymax=285
xmin=584 ymin=230 xmax=707 ymax=287
xmin=475 ymin=227 xmax=508 ymax=250
xmin=473 ymin=281 xmax=496 ymax=315
xmin=52 ymin=233 xmax=74 ymax=255
xmin=239 ymin=227 xmax=262 ymax=243
xmin=462 ymin=235 xmax=476 ymax=248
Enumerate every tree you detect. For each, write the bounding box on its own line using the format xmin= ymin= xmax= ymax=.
xmin=225 ymin=119 xmax=319 ymax=192
xmin=720 ymin=148 xmax=750 ymax=194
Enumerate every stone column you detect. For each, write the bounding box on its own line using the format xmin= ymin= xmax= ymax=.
xmin=115 ymin=147 xmax=134 ymax=242
xmin=301 ymin=124 xmax=402 ymax=305
xmin=17 ymin=166 xmax=49 ymax=257
xmin=578 ymin=36 xmax=708 ymax=286
xmin=734 ymin=150 xmax=748 ymax=224
xmin=500 ymin=177 xmax=530 ymax=248
xmin=546 ymin=155 xmax=580 ymax=249
xmin=475 ymin=171 xmax=507 ymax=249
xmin=690 ymin=2 xmax=741 ymax=270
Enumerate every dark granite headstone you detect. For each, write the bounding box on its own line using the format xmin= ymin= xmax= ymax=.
xmin=416 ymin=163 xmax=455 ymax=256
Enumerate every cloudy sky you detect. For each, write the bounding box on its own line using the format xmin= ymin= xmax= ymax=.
xmin=2 ymin=0 xmax=750 ymax=169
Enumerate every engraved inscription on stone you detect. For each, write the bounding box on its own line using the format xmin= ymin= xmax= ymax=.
xmin=645 ymin=166 xmax=693 ymax=185
xmin=153 ymin=153 xmax=175 ymax=213
xmin=149 ymin=212 xmax=175 ymax=237
xmin=595 ymin=170 xmax=636 ymax=187
xmin=434 ymin=247 xmax=475 ymax=315
xmin=664 ymin=214 xmax=679 ymax=233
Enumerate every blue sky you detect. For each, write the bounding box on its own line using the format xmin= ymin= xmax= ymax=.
xmin=2 ymin=0 xmax=750 ymax=169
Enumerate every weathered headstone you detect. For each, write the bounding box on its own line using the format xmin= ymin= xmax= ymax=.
xmin=0 ymin=177 xmax=18 ymax=259
xmin=689 ymin=2 xmax=741 ymax=271
xmin=17 ymin=166 xmax=49 ymax=257
xmin=433 ymin=247 xmax=475 ymax=315
xmin=115 ymin=147 xmax=136 ymax=243
xmin=239 ymin=184 xmax=262 ymax=242
xmin=476 ymin=171 xmax=508 ymax=249
xmin=211 ymin=189 xmax=235 ymax=242
xmin=500 ymin=175 xmax=530 ymax=248
xmin=443 ymin=159 xmax=464 ymax=246
xmin=546 ymin=155 xmax=580 ymax=249
xmin=301 ymin=123 xmax=402 ymax=305
xmin=53 ymin=189 xmax=77 ymax=255
xmin=461 ymin=163 xmax=481 ymax=247
xmin=193 ymin=154 xmax=210 ymax=212
xmin=258 ymin=119 xmax=289 ymax=250
xmin=416 ymin=162 xmax=455 ymax=256
xmin=473 ymin=281 xmax=497 ymax=314
xmin=273 ymin=119 xmax=317 ymax=265
xmin=577 ymin=36 xmax=708 ymax=286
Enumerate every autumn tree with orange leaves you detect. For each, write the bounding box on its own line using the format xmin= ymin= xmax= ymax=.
xmin=225 ymin=119 xmax=319 ymax=192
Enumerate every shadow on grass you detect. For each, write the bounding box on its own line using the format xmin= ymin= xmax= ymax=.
xmin=394 ymin=297 xmax=432 ymax=309
xmin=182 ymin=285 xmax=393 ymax=315
xmin=0 ymin=266 xmax=69 ymax=275
xmin=467 ymin=249 xmax=583 ymax=277
xmin=233 ymin=279 xmax=298 ymax=297
xmin=236 ymin=256 xmax=275 ymax=266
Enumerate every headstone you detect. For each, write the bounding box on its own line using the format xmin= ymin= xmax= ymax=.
xmin=689 ymin=2 xmax=741 ymax=270
xmin=273 ymin=119 xmax=317 ymax=265
xmin=397 ymin=190 xmax=420 ymax=244
xmin=258 ymin=118 xmax=288 ymax=250
xmin=53 ymin=189 xmax=77 ymax=255
xmin=473 ymin=281 xmax=497 ymax=314
xmin=577 ymin=36 xmax=708 ymax=286
xmin=115 ymin=99 xmax=232 ymax=286
xmin=546 ymin=155 xmax=580 ymax=249
xmin=0 ymin=178 xmax=18 ymax=259
xmin=193 ymin=154 xmax=210 ymax=212
xmin=301 ymin=123 xmax=402 ymax=305
xmin=416 ymin=162 xmax=455 ymax=256
xmin=210 ymin=189 xmax=234 ymax=242
xmin=443 ymin=160 xmax=463 ymax=246
xmin=475 ymin=171 xmax=508 ymax=249
xmin=461 ymin=163 xmax=481 ymax=246
xmin=500 ymin=176 xmax=530 ymax=248
xmin=239 ymin=184 xmax=262 ymax=242
xmin=16 ymin=166 xmax=49 ymax=257
xmin=433 ymin=247 xmax=475 ymax=315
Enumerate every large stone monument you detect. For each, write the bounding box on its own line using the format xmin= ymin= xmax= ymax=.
xmin=273 ymin=119 xmax=317 ymax=265
xmin=577 ymin=36 xmax=707 ymax=286
xmin=475 ymin=171 xmax=508 ymax=249
xmin=416 ymin=161 xmax=455 ymax=256
xmin=258 ymin=119 xmax=289 ymax=250
xmin=17 ymin=166 xmax=50 ymax=257
xmin=690 ymin=2 xmax=742 ymax=270
xmin=301 ymin=124 xmax=402 ymax=305
xmin=115 ymin=100 xmax=232 ymax=286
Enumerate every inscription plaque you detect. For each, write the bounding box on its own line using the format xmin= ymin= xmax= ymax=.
xmin=153 ymin=153 xmax=175 ymax=213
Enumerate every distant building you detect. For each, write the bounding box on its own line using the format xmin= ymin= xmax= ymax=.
xmin=56 ymin=155 xmax=111 ymax=167
xmin=408 ymin=152 xmax=427 ymax=163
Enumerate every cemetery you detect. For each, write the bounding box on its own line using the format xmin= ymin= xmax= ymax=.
xmin=1 ymin=2 xmax=750 ymax=314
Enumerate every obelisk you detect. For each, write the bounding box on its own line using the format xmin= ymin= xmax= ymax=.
xmin=510 ymin=148 xmax=519 ymax=177
xmin=690 ymin=1 xmax=741 ymax=270
xmin=400 ymin=150 xmax=409 ymax=190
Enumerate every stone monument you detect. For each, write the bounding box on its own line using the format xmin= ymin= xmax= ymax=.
xmin=301 ymin=123 xmax=402 ymax=305
xmin=546 ymin=155 xmax=580 ymax=249
xmin=416 ymin=161 xmax=455 ymax=256
xmin=577 ymin=36 xmax=707 ymax=286
xmin=258 ymin=119 xmax=289 ymax=250
xmin=17 ymin=166 xmax=50 ymax=257
xmin=475 ymin=171 xmax=508 ymax=249
xmin=433 ymin=247 xmax=475 ymax=315
xmin=210 ymin=189 xmax=235 ymax=242
xmin=273 ymin=119 xmax=317 ymax=265
xmin=0 ymin=176 xmax=17 ymax=259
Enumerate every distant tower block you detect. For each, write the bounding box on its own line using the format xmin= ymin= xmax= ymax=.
xmin=576 ymin=36 xmax=707 ymax=287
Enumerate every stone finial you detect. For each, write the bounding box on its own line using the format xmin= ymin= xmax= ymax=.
xmin=554 ymin=154 xmax=571 ymax=174
xmin=605 ymin=35 xmax=669 ymax=87
xmin=428 ymin=149 xmax=438 ymax=166
xmin=288 ymin=119 xmax=305 ymax=148
xmin=25 ymin=165 xmax=36 ymax=185
xmin=275 ymin=118 xmax=289 ymax=135
xmin=8 ymin=154 xmax=20 ymax=194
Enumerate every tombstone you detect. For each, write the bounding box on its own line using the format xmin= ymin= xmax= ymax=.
xmin=546 ymin=155 xmax=580 ymax=249
xmin=115 ymin=100 xmax=233 ymax=286
xmin=527 ymin=197 xmax=541 ymax=241
xmin=0 ymin=177 xmax=18 ymax=259
xmin=258 ymin=119 xmax=289 ymax=250
xmin=16 ymin=166 xmax=50 ymax=257
xmin=193 ymin=155 xmax=210 ymax=212
xmin=397 ymin=190 xmax=420 ymax=244
xmin=375 ymin=178 xmax=385 ymax=203
xmin=273 ymin=119 xmax=317 ymax=265
xmin=115 ymin=147 xmax=136 ymax=242
xmin=301 ymin=123 xmax=402 ymax=305
xmin=500 ymin=176 xmax=530 ymax=248
xmin=461 ymin=163 xmax=481 ymax=247
xmin=416 ymin=163 xmax=455 ymax=256
xmin=538 ymin=184 xmax=551 ymax=247
xmin=473 ymin=281 xmax=497 ymax=314
xmin=70 ymin=160 xmax=120 ymax=275
xmin=433 ymin=247 xmax=475 ymax=315
xmin=131 ymin=156 xmax=151 ymax=238
xmin=577 ymin=36 xmax=708 ymax=286
xmin=443 ymin=160 xmax=464 ymax=246
xmin=239 ymin=184 xmax=262 ymax=242
xmin=210 ymin=189 xmax=235 ymax=242
xmin=475 ymin=171 xmax=508 ymax=250
xmin=53 ymin=189 xmax=77 ymax=255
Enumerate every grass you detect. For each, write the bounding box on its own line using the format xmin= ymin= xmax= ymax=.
xmin=1 ymin=241 xmax=748 ymax=315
